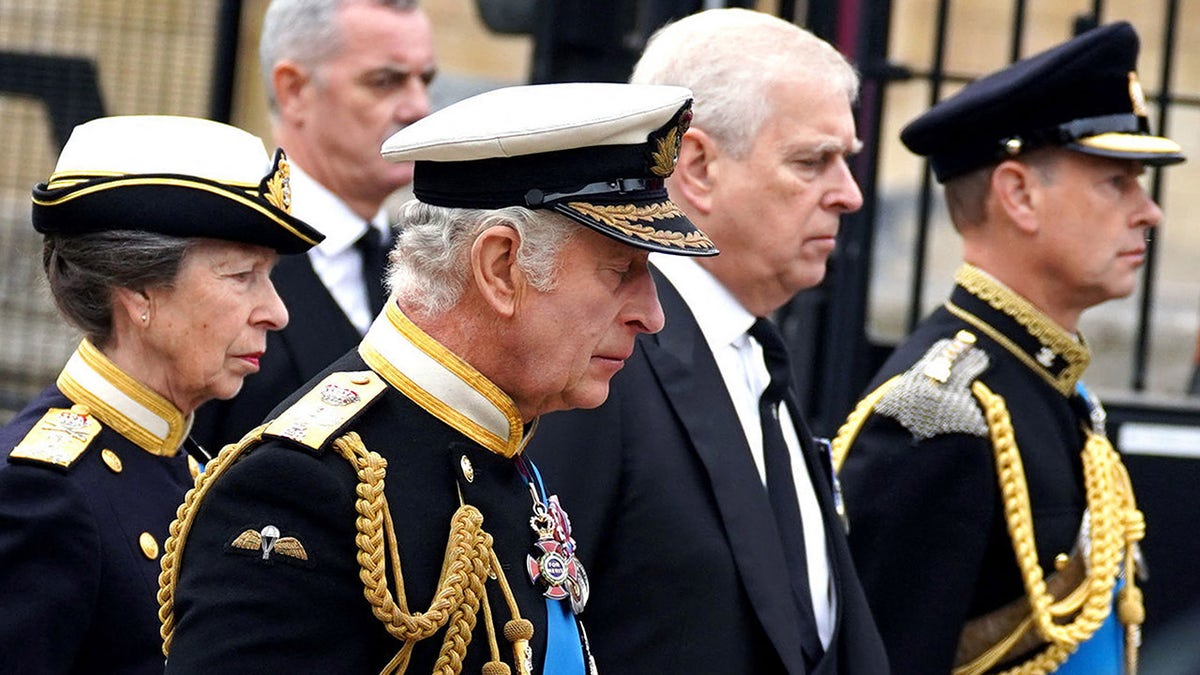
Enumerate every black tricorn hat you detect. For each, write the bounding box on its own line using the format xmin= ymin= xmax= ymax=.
xmin=32 ymin=115 xmax=324 ymax=254
xmin=901 ymin=21 xmax=1185 ymax=183
xmin=381 ymin=82 xmax=717 ymax=257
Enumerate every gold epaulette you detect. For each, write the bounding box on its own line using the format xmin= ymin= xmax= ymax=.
xmin=262 ymin=370 xmax=387 ymax=450
xmin=875 ymin=330 xmax=990 ymax=441
xmin=9 ymin=405 xmax=102 ymax=469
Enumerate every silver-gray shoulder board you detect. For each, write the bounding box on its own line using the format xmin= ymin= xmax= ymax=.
xmin=875 ymin=330 xmax=989 ymax=441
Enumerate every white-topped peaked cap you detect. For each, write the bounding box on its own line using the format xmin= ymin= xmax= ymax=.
xmin=381 ymin=83 xmax=717 ymax=256
xmin=33 ymin=115 xmax=324 ymax=254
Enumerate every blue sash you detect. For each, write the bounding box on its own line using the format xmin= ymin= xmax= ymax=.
xmin=1056 ymin=581 xmax=1124 ymax=675
xmin=527 ymin=460 xmax=586 ymax=675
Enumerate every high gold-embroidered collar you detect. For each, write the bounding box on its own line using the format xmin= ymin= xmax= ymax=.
xmin=945 ymin=264 xmax=1089 ymax=395
xmin=358 ymin=302 xmax=525 ymax=458
xmin=56 ymin=339 xmax=188 ymax=456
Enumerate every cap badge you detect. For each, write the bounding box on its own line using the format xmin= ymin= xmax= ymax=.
xmin=649 ymin=107 xmax=692 ymax=177
xmin=1128 ymin=72 xmax=1149 ymax=117
xmin=263 ymin=153 xmax=292 ymax=214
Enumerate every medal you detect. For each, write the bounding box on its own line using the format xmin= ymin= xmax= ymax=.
xmin=525 ymin=487 xmax=590 ymax=614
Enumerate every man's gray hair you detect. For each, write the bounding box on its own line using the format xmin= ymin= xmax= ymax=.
xmin=387 ymin=202 xmax=578 ymax=318
xmin=259 ymin=0 xmax=420 ymax=112
xmin=42 ymin=231 xmax=194 ymax=347
xmin=631 ymin=8 xmax=859 ymax=159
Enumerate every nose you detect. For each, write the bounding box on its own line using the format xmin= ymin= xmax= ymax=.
xmin=1136 ymin=187 xmax=1164 ymax=231
xmin=825 ymin=156 xmax=863 ymax=213
xmin=626 ymin=269 xmax=666 ymax=335
xmin=256 ymin=279 xmax=290 ymax=331
xmin=395 ymin=76 xmax=432 ymax=125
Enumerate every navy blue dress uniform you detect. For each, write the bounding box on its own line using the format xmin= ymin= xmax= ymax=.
xmin=0 ymin=115 xmax=323 ymax=674
xmin=0 ymin=344 xmax=198 ymax=674
xmin=157 ymin=82 xmax=717 ymax=674
xmin=833 ymin=22 xmax=1184 ymax=675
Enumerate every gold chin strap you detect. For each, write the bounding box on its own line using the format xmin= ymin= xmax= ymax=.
xmin=960 ymin=382 xmax=1143 ymax=675
xmin=330 ymin=433 xmax=531 ymax=675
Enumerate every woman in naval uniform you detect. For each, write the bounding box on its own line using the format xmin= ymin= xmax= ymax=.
xmin=0 ymin=115 xmax=322 ymax=674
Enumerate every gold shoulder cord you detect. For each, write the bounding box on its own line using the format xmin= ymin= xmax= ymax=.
xmin=158 ymin=431 xmax=534 ymax=675
xmin=159 ymin=426 xmax=268 ymax=653
xmin=829 ymin=382 xmax=1144 ymax=675
xmin=965 ymin=383 xmax=1143 ymax=675
xmin=830 ymin=376 xmax=899 ymax=472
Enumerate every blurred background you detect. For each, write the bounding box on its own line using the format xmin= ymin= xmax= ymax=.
xmin=2 ymin=1 xmax=1199 ymax=671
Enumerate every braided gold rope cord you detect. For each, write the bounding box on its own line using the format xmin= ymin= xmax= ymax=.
xmin=158 ymin=428 xmax=265 ymax=654
xmin=332 ymin=433 xmax=499 ymax=675
xmin=830 ymin=376 xmax=899 ymax=471
xmin=965 ymin=382 xmax=1142 ymax=675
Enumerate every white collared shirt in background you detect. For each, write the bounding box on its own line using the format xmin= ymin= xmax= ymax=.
xmin=651 ymin=253 xmax=836 ymax=647
xmin=289 ymin=162 xmax=391 ymax=335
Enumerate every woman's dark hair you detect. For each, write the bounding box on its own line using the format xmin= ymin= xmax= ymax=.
xmin=42 ymin=230 xmax=194 ymax=347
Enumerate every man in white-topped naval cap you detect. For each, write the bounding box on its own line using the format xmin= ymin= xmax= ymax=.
xmin=159 ymin=82 xmax=714 ymax=674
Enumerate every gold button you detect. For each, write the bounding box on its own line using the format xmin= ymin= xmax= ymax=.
xmin=100 ymin=449 xmax=123 ymax=473
xmin=139 ymin=532 xmax=159 ymax=560
xmin=350 ymin=372 xmax=371 ymax=385
xmin=460 ymin=455 xmax=475 ymax=483
xmin=1054 ymin=553 xmax=1070 ymax=571
xmin=70 ymin=403 xmax=90 ymax=416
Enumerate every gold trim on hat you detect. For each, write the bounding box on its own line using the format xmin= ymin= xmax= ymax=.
xmin=33 ymin=176 xmax=320 ymax=247
xmin=1075 ymin=132 xmax=1183 ymax=156
xmin=566 ymin=201 xmax=716 ymax=251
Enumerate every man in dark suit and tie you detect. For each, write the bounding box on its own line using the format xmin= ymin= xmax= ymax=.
xmin=526 ymin=9 xmax=888 ymax=674
xmin=193 ymin=0 xmax=437 ymax=452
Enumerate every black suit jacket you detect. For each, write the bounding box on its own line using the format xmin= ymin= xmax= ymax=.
xmin=192 ymin=254 xmax=362 ymax=452
xmin=527 ymin=269 xmax=888 ymax=674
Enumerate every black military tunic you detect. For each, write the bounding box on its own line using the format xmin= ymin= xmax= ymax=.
xmin=160 ymin=302 xmax=591 ymax=674
xmin=835 ymin=264 xmax=1141 ymax=675
xmin=0 ymin=340 xmax=196 ymax=674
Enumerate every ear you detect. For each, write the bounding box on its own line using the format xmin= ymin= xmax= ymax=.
xmin=470 ymin=225 xmax=524 ymax=318
xmin=111 ymin=286 xmax=151 ymax=328
xmin=990 ymin=159 xmax=1042 ymax=234
xmin=670 ymin=127 xmax=720 ymax=216
xmin=272 ymin=60 xmax=311 ymax=122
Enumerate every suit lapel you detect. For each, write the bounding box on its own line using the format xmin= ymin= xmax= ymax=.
xmin=271 ymin=255 xmax=364 ymax=377
xmin=785 ymin=395 xmax=852 ymax=665
xmin=642 ymin=270 xmax=809 ymax=673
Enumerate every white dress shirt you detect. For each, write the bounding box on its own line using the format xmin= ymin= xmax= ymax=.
xmin=289 ymin=162 xmax=391 ymax=335
xmin=651 ymin=254 xmax=836 ymax=647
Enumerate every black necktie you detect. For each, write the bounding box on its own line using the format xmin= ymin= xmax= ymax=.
xmin=748 ymin=318 xmax=824 ymax=664
xmin=355 ymin=226 xmax=389 ymax=315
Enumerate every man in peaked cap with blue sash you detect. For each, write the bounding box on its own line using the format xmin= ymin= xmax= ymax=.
xmin=158 ymin=82 xmax=714 ymax=674
xmin=833 ymin=21 xmax=1183 ymax=675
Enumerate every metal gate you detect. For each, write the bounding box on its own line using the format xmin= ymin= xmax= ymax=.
xmin=782 ymin=2 xmax=1200 ymax=670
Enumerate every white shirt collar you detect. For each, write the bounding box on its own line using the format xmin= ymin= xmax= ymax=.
xmin=289 ymin=161 xmax=389 ymax=257
xmin=650 ymin=253 xmax=756 ymax=351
